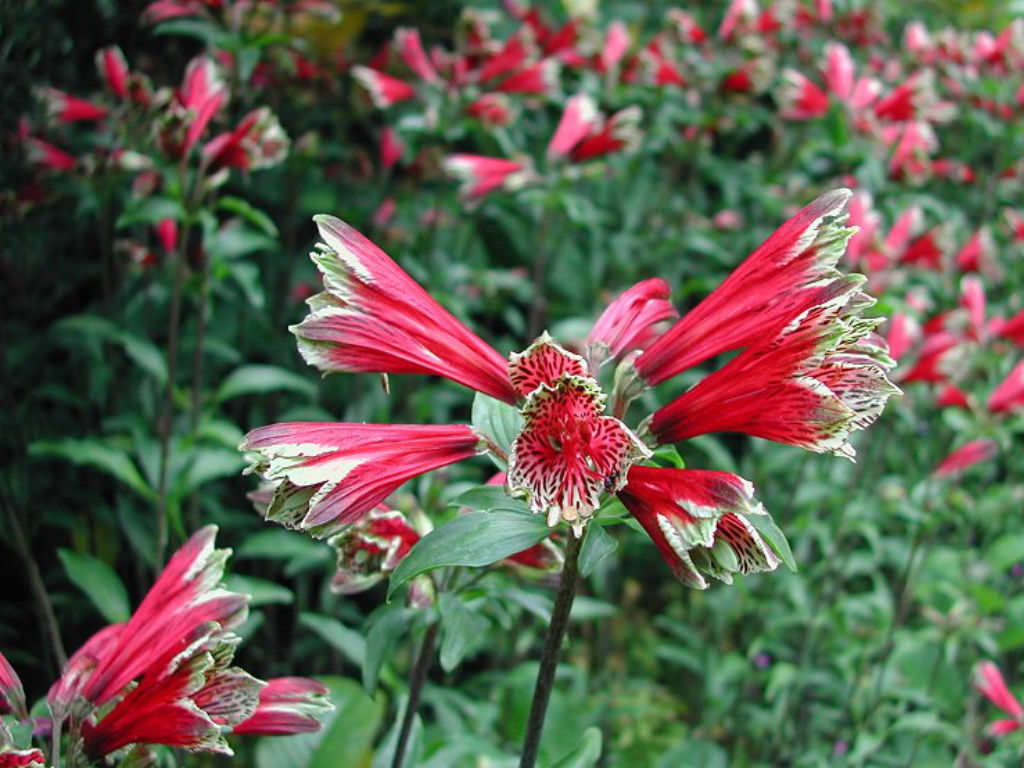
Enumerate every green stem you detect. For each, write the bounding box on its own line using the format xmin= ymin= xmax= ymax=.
xmin=519 ymin=533 xmax=583 ymax=768
xmin=391 ymin=622 xmax=439 ymax=768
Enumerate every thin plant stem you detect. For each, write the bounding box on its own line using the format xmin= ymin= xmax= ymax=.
xmin=527 ymin=207 xmax=553 ymax=340
xmin=519 ymin=532 xmax=583 ymax=768
xmin=391 ymin=621 xmax=439 ymax=768
xmin=5 ymin=502 xmax=67 ymax=668
xmin=50 ymin=716 xmax=62 ymax=768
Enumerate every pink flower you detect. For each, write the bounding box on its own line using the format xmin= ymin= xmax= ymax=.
xmin=233 ymin=678 xmax=333 ymax=736
xmin=547 ymin=93 xmax=601 ymax=159
xmin=24 ymin=137 xmax=76 ymax=172
xmin=158 ymin=56 xmax=228 ymax=159
xmin=0 ymin=652 xmax=26 ymax=718
xmin=712 ymin=210 xmax=744 ymax=230
xmin=976 ymin=662 xmax=1024 ymax=736
xmin=95 ymin=46 xmax=129 ymax=100
xmin=899 ymin=331 xmax=962 ymax=384
xmin=141 ymin=0 xmax=213 ymax=24
xmin=36 ymin=87 xmax=107 ymax=123
xmin=155 ymin=218 xmax=178 ymax=253
xmin=934 ymin=440 xmax=997 ymax=477
xmin=394 ymin=27 xmax=441 ymax=84
xmin=244 ymin=191 xmax=896 ymax=586
xmin=372 ymin=197 xmax=396 ymax=227
xmin=584 ymin=278 xmax=677 ymax=369
xmin=326 ymin=506 xmax=421 ymax=592
xmin=718 ymin=0 xmax=759 ymax=41
xmin=998 ymin=309 xmax=1024 ymax=347
xmin=351 ymin=66 xmax=416 ymax=108
xmin=956 ymin=228 xmax=995 ymax=274
xmin=989 ymin=361 xmax=1024 ymax=413
xmin=599 ymin=21 xmax=631 ymax=73
xmin=570 ymin=106 xmax=642 ymax=161
xmin=778 ymin=69 xmax=829 ymax=120
xmin=443 ymin=154 xmax=534 ymax=200
xmin=476 ymin=35 xmax=531 ymax=84
xmin=886 ymin=312 xmax=920 ymax=361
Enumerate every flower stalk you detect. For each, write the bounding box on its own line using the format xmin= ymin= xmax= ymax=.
xmin=519 ymin=532 xmax=583 ymax=768
xmin=391 ymin=621 xmax=439 ymax=768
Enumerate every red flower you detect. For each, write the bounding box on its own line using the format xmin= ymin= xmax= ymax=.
xmin=202 ymin=107 xmax=289 ymax=171
xmin=976 ymin=662 xmax=1023 ymax=736
xmin=0 ymin=747 xmax=46 ymax=767
xmin=547 ymin=93 xmax=601 ymax=159
xmin=476 ymin=35 xmax=531 ymax=83
xmin=494 ymin=59 xmax=559 ymax=94
xmin=465 ymin=93 xmax=515 ymax=126
xmin=326 ymin=506 xmax=423 ymax=592
xmin=158 ymin=56 xmax=228 ymax=159
xmin=778 ymin=69 xmax=829 ymax=120
xmin=233 ymin=678 xmax=333 ymax=736
xmin=934 ymin=440 xmax=997 ymax=477
xmin=24 ymin=137 xmax=75 ymax=172
xmin=0 ymin=652 xmax=26 ymax=719
xmin=989 ymin=361 xmax=1024 ymax=414
xmin=95 ymin=46 xmax=129 ymax=100
xmin=36 ymin=87 xmax=107 ymax=122
xmin=244 ymin=190 xmax=895 ymax=585
xmin=394 ymin=27 xmax=441 ymax=84
xmin=443 ymin=154 xmax=534 ymax=200
xmin=352 ymin=66 xmax=415 ymax=108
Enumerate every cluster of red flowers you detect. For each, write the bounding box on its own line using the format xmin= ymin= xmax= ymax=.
xmin=0 ymin=528 xmax=331 ymax=764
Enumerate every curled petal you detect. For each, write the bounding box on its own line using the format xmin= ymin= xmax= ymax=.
xmin=291 ymin=215 xmax=517 ymax=402
xmin=327 ymin=507 xmax=421 ymax=593
xmin=618 ymin=466 xmax=779 ymax=589
xmin=233 ymin=677 xmax=333 ymax=736
xmin=636 ymin=189 xmax=855 ymax=386
xmin=647 ymin=277 xmax=899 ymax=459
xmin=976 ymin=662 xmax=1024 ymax=719
xmin=585 ymin=278 xmax=677 ymax=368
xmin=243 ymin=422 xmax=483 ymax=537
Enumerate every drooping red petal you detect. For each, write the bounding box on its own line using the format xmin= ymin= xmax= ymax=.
xmin=618 ymin=466 xmax=779 ymax=589
xmin=243 ymin=422 xmax=483 ymax=537
xmin=635 ymin=189 xmax=854 ymax=386
xmin=290 ymin=216 xmax=518 ymax=403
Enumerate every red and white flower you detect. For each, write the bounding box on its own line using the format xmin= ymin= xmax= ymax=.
xmin=243 ymin=189 xmax=896 ymax=588
xmin=233 ymin=678 xmax=333 ymax=736
xmin=444 ymin=154 xmax=535 ymax=200
xmin=351 ymin=66 xmax=416 ymax=108
xmin=975 ymin=661 xmax=1024 ymax=736
xmin=934 ymin=440 xmax=997 ymax=477
xmin=36 ymin=87 xmax=108 ymax=123
xmin=327 ymin=506 xmax=423 ymax=592
xmin=778 ymin=69 xmax=829 ymax=121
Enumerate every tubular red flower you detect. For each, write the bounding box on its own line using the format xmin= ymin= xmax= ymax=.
xmin=465 ymin=93 xmax=514 ymax=126
xmin=998 ymin=309 xmax=1024 ymax=346
xmin=351 ymin=66 xmax=416 ymax=108
xmin=899 ymin=331 xmax=963 ymax=384
xmin=778 ymin=70 xmax=829 ymax=120
xmin=585 ymin=278 xmax=677 ymax=368
xmin=570 ymin=107 xmax=642 ymax=162
xmin=934 ymin=440 xmax=997 ymax=477
xmin=989 ymin=360 xmax=1024 ymax=413
xmin=0 ymin=652 xmax=26 ymax=718
xmin=233 ymin=677 xmax=333 ymax=736
xmin=476 ymin=35 xmax=531 ymax=83
xmin=202 ymin=107 xmax=289 ymax=172
xmin=547 ymin=93 xmax=600 ymax=159
xmin=618 ymin=466 xmax=779 ymax=589
xmin=444 ymin=154 xmax=533 ymax=201
xmin=0 ymin=746 xmax=46 ymax=767
xmin=635 ymin=189 xmax=855 ymax=387
xmin=394 ymin=27 xmax=441 ymax=84
xmin=24 ymin=137 xmax=76 ymax=172
xmin=647 ymin=277 xmax=899 ymax=458
xmin=95 ymin=46 xmax=129 ymax=100
xmin=494 ymin=59 xmax=559 ymax=94
xmin=289 ymin=215 xmax=518 ymax=402
xmin=36 ymin=87 xmax=108 ymax=123
xmin=379 ymin=126 xmax=404 ymax=169
xmin=976 ymin=662 xmax=1024 ymax=724
xmin=242 ymin=422 xmax=484 ymax=537
xmin=178 ymin=56 xmax=228 ymax=155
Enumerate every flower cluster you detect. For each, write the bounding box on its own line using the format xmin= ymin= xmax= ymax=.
xmin=0 ymin=528 xmax=331 ymax=764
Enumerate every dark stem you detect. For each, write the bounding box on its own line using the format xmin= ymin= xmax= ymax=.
xmin=154 ymin=235 xmax=188 ymax=571
xmin=5 ymin=503 xmax=67 ymax=669
xmin=526 ymin=207 xmax=553 ymax=340
xmin=519 ymin=532 xmax=583 ymax=768
xmin=391 ymin=621 xmax=439 ymax=768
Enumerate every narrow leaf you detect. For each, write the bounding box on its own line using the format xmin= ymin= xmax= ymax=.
xmin=58 ymin=549 xmax=131 ymax=624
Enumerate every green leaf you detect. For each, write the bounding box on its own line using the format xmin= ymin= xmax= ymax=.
xmin=58 ymin=549 xmax=131 ymax=624
xmin=228 ymin=261 xmax=266 ymax=309
xmin=115 ymin=196 xmax=184 ymax=229
xmin=438 ymin=594 xmax=488 ymax=672
xmin=237 ymin=529 xmax=326 ymax=560
xmin=29 ymin=438 xmax=155 ymax=500
xmin=388 ymin=510 xmax=551 ymax=599
xmin=218 ymin=196 xmax=279 ymax=237
xmin=178 ymin=448 xmax=245 ymax=496
xmin=224 ymin=575 xmax=293 ymax=607
xmin=551 ymin=727 xmax=602 ymax=768
xmin=152 ymin=18 xmax=226 ymax=46
xmin=471 ymin=391 xmax=524 ymax=458
xmin=747 ymin=512 xmax=797 ymax=572
xmin=299 ymin=612 xmax=366 ymax=668
xmin=451 ymin=486 xmax=530 ymax=513
xmin=569 ymin=596 xmax=616 ymax=622
xmin=362 ymin=605 xmax=411 ymax=693
xmin=987 ymin=533 xmax=1024 ymax=572
xmin=651 ymin=444 xmax=686 ymax=469
xmin=53 ymin=315 xmax=167 ymax=383
xmin=216 ymin=364 xmax=317 ymax=402
xmin=579 ymin=523 xmax=617 ymax=578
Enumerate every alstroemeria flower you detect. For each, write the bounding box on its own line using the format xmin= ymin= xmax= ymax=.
xmin=202 ymin=106 xmax=289 ymax=172
xmin=36 ymin=87 xmax=108 ymax=123
xmin=0 ymin=652 xmax=27 ymax=719
xmin=243 ymin=190 xmax=897 ymax=587
xmin=778 ymin=69 xmax=829 ymax=121
xmin=327 ymin=506 xmax=423 ymax=593
xmin=0 ymin=527 xmax=330 ymax=762
xmin=95 ymin=46 xmax=129 ymax=100
xmin=351 ymin=66 xmax=416 ymax=109
xmin=233 ymin=678 xmax=333 ymax=736
xmin=394 ymin=27 xmax=442 ymax=84
xmin=0 ymin=744 xmax=45 ymax=768
xmin=158 ymin=55 xmax=229 ymax=160
xmin=975 ymin=662 xmax=1024 ymax=736
xmin=444 ymin=154 xmax=535 ymax=201
xmin=989 ymin=360 xmax=1024 ymax=414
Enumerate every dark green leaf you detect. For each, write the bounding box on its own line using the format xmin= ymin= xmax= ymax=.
xmin=58 ymin=549 xmax=131 ymax=624
xmin=748 ymin=512 xmax=798 ymax=572
xmin=438 ymin=594 xmax=488 ymax=672
xmin=362 ymin=604 xmax=411 ymax=693
xmin=579 ymin=523 xmax=617 ymax=578
xmin=217 ymin=364 xmax=317 ymax=402
xmin=299 ymin=612 xmax=366 ymax=668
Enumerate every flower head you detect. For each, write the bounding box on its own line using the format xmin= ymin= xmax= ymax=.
xmin=976 ymin=661 xmax=1024 ymax=736
xmin=233 ymin=678 xmax=333 ymax=736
